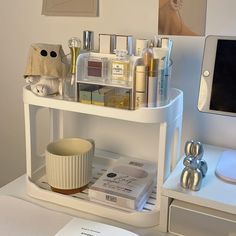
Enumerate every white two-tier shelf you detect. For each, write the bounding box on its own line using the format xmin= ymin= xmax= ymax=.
xmin=23 ymin=85 xmax=183 ymax=229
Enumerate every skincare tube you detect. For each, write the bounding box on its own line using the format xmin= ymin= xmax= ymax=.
xmin=152 ymin=47 xmax=170 ymax=106
xmin=161 ymin=37 xmax=173 ymax=74
xmin=147 ymin=58 xmax=159 ymax=107
xmin=156 ymin=60 xmax=169 ymax=107
xmin=161 ymin=37 xmax=173 ymax=59
xmin=152 ymin=47 xmax=168 ymax=64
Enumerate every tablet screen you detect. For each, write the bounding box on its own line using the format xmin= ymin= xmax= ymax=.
xmin=210 ymin=39 xmax=236 ymax=113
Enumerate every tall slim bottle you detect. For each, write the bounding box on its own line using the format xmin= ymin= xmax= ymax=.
xmin=63 ymin=37 xmax=81 ymax=101
xmin=147 ymin=58 xmax=159 ymax=107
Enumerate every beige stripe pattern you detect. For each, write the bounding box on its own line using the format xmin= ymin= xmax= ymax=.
xmin=46 ymin=144 xmax=93 ymax=190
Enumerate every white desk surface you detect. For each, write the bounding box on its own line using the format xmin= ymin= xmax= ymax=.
xmin=0 ymin=175 xmax=170 ymax=236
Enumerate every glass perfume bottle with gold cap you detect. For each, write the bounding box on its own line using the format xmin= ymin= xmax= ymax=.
xmin=63 ymin=37 xmax=81 ymax=101
xmin=111 ymin=50 xmax=130 ymax=85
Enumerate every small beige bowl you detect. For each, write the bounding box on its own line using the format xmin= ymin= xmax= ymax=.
xmin=45 ymin=138 xmax=93 ymax=194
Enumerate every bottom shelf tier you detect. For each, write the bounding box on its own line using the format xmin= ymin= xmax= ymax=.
xmin=27 ymin=151 xmax=160 ymax=227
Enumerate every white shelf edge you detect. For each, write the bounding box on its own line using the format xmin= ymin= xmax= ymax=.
xmin=27 ymin=178 xmax=160 ymax=228
xmin=23 ymin=85 xmax=183 ymax=124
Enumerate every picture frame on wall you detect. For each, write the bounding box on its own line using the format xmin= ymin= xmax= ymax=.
xmin=42 ymin=0 xmax=99 ymax=17
xmin=158 ymin=0 xmax=207 ymax=36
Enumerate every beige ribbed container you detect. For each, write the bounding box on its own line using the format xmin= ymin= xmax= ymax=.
xmin=46 ymin=138 xmax=93 ymax=194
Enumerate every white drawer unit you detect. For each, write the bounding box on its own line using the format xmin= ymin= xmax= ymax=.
xmin=23 ymin=84 xmax=183 ymax=228
xmin=169 ymin=200 xmax=236 ymax=236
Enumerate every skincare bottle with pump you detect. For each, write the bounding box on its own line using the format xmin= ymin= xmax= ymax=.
xmin=63 ymin=37 xmax=81 ymax=101
xmin=111 ymin=50 xmax=130 ymax=85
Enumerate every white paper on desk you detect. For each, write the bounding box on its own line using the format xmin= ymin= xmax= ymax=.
xmin=55 ymin=218 xmax=139 ymax=236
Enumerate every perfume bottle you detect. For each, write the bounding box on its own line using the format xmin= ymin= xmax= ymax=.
xmin=63 ymin=37 xmax=81 ymax=101
xmin=111 ymin=50 xmax=130 ymax=85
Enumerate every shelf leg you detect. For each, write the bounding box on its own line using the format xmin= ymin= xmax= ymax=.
xmin=159 ymin=195 xmax=172 ymax=232
xmin=24 ymin=104 xmax=42 ymax=178
xmin=49 ymin=109 xmax=64 ymax=141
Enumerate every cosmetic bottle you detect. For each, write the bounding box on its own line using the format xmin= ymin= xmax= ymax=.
xmin=161 ymin=37 xmax=173 ymax=60
xmin=111 ymin=50 xmax=130 ymax=85
xmin=135 ymin=65 xmax=148 ymax=108
xmin=115 ymin=35 xmax=133 ymax=55
xmin=63 ymin=37 xmax=81 ymax=101
xmin=152 ymin=45 xmax=170 ymax=106
xmin=156 ymin=56 xmax=169 ymax=106
xmin=161 ymin=37 xmax=173 ymax=76
xmin=147 ymin=58 xmax=159 ymax=107
xmin=83 ymin=30 xmax=94 ymax=52
xmin=135 ymin=39 xmax=149 ymax=56
xmin=142 ymin=41 xmax=154 ymax=73
xmin=99 ymin=34 xmax=116 ymax=54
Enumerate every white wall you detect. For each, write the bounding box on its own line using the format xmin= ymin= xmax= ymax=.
xmin=0 ymin=0 xmax=236 ymax=187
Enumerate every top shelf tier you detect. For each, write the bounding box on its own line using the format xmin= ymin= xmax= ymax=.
xmin=23 ymin=86 xmax=183 ymax=124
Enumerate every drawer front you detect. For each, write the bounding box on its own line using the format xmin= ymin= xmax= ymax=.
xmin=169 ymin=200 xmax=236 ymax=236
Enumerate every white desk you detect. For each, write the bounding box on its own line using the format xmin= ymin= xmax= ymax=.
xmin=162 ymin=145 xmax=236 ymax=214
xmin=0 ymin=175 xmax=170 ymax=236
